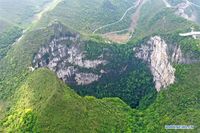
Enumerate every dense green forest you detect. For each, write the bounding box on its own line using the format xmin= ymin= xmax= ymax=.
xmin=1 ymin=63 xmax=200 ymax=132
xmin=73 ymin=41 xmax=156 ymax=108
xmin=132 ymin=63 xmax=200 ymax=132
xmin=0 ymin=69 xmax=133 ymax=132
xmin=0 ymin=27 xmax=22 ymax=59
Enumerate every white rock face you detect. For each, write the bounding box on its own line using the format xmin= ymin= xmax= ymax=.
xmin=57 ymin=66 xmax=77 ymax=81
xmin=135 ymin=36 xmax=175 ymax=91
xmin=171 ymin=45 xmax=183 ymax=63
xmin=67 ymin=46 xmax=107 ymax=69
xmin=170 ymin=44 xmax=199 ymax=64
xmin=75 ymin=73 xmax=100 ymax=85
xmin=33 ymin=33 xmax=107 ymax=85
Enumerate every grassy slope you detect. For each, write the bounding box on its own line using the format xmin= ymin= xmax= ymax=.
xmin=133 ymin=63 xmax=200 ymax=132
xmin=1 ymin=63 xmax=200 ymax=132
xmin=129 ymin=0 xmax=198 ymax=41
xmin=130 ymin=0 xmax=200 ymax=58
xmin=0 ymin=0 xmax=135 ymax=59
xmin=1 ymin=69 xmax=133 ymax=133
xmin=130 ymin=1 xmax=200 ymax=131
xmin=36 ymin=0 xmax=136 ymax=34
xmin=0 ymin=27 xmax=22 ymax=60
xmin=0 ymin=22 xmax=135 ymax=132
xmin=0 ymin=19 xmax=14 ymax=34
xmin=0 ymin=24 xmax=59 ymax=101
xmin=0 ymin=0 xmax=51 ymax=28
xmin=0 ymin=0 xmax=53 ymax=60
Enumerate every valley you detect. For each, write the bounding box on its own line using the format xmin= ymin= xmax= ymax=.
xmin=12 ymin=0 xmax=62 ymax=46
xmin=0 ymin=0 xmax=59 ymax=60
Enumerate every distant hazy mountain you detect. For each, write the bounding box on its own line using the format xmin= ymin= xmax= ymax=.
xmin=0 ymin=0 xmax=51 ymax=59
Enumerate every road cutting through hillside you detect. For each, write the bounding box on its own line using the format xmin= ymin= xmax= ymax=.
xmin=93 ymin=0 xmax=141 ymax=34
xmin=100 ymin=0 xmax=145 ymax=43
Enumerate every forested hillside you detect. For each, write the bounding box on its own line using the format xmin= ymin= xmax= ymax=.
xmin=0 ymin=0 xmax=200 ymax=132
xmin=0 ymin=0 xmax=51 ymax=30
xmin=1 ymin=69 xmax=133 ymax=132
xmin=0 ymin=0 xmax=52 ymax=60
xmin=36 ymin=0 xmax=136 ymax=34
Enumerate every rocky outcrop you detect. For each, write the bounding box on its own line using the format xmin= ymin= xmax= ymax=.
xmin=171 ymin=44 xmax=188 ymax=64
xmin=134 ymin=35 xmax=200 ymax=91
xmin=32 ymin=26 xmax=107 ymax=85
xmin=175 ymin=1 xmax=190 ymax=20
xmin=67 ymin=46 xmax=107 ymax=69
xmin=170 ymin=43 xmax=200 ymax=64
xmin=134 ymin=36 xmax=175 ymax=91
xmin=174 ymin=0 xmax=197 ymax=22
xmin=75 ymin=73 xmax=100 ymax=85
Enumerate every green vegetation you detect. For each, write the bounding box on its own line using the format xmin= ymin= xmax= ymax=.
xmin=1 ymin=62 xmax=200 ymax=132
xmin=167 ymin=0 xmax=184 ymax=6
xmin=74 ymin=41 xmax=156 ymax=108
xmin=160 ymin=31 xmax=200 ymax=59
xmin=1 ymin=69 xmax=133 ymax=132
xmin=1 ymin=109 xmax=37 ymax=132
xmin=0 ymin=23 xmax=60 ymax=101
xmin=133 ymin=0 xmax=194 ymax=39
xmin=0 ymin=26 xmax=22 ymax=59
xmin=0 ymin=0 xmax=57 ymax=61
xmin=132 ymin=63 xmax=200 ymax=132
xmin=0 ymin=0 xmax=200 ymax=132
xmin=36 ymin=0 xmax=136 ymax=33
xmin=0 ymin=0 xmax=51 ymax=28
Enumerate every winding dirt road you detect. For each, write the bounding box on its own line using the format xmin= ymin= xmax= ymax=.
xmin=93 ymin=0 xmax=142 ymax=34
xmin=101 ymin=0 xmax=145 ymax=43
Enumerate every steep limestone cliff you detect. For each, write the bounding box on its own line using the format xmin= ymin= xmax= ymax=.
xmin=134 ymin=36 xmax=175 ymax=91
xmin=32 ymin=24 xmax=107 ymax=85
xmin=134 ymin=35 xmax=200 ymax=91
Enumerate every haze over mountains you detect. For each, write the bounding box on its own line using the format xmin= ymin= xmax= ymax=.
xmin=0 ymin=0 xmax=200 ymax=132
